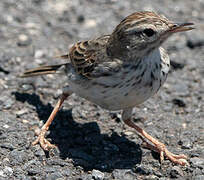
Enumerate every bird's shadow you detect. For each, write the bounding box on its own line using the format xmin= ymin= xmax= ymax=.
xmin=13 ymin=92 xmax=143 ymax=171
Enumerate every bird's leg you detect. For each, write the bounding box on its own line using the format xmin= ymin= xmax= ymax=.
xmin=32 ymin=88 xmax=71 ymax=151
xmin=122 ymin=108 xmax=187 ymax=166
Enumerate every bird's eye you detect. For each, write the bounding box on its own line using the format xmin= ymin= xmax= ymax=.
xmin=143 ymin=28 xmax=155 ymax=37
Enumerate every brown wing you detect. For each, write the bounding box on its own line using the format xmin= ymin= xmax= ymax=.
xmin=69 ymin=35 xmax=110 ymax=78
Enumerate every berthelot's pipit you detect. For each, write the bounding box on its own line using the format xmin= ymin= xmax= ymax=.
xmin=21 ymin=11 xmax=194 ymax=165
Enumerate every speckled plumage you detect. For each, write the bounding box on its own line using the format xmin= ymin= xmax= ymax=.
xmin=66 ymin=45 xmax=169 ymax=111
xmin=21 ymin=11 xmax=194 ymax=165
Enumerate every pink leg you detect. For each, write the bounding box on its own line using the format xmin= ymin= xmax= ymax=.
xmin=32 ymin=93 xmax=69 ymax=150
xmin=124 ymin=118 xmax=187 ymax=166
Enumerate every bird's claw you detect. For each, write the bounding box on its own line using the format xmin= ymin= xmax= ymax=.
xmin=32 ymin=130 xmax=56 ymax=151
xmin=142 ymin=140 xmax=188 ymax=166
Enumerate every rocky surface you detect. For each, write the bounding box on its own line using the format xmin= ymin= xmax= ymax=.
xmin=0 ymin=0 xmax=203 ymax=179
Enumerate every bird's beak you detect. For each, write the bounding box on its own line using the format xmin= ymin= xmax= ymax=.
xmin=169 ymin=23 xmax=195 ymax=33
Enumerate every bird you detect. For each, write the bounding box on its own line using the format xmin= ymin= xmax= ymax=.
xmin=21 ymin=11 xmax=194 ymax=166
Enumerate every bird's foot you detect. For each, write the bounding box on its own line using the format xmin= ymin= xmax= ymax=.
xmin=142 ymin=140 xmax=188 ymax=166
xmin=32 ymin=129 xmax=56 ymax=151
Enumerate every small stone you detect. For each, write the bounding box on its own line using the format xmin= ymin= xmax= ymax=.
xmin=187 ymin=30 xmax=204 ymax=49
xmin=179 ymin=138 xmax=193 ymax=149
xmin=34 ymin=50 xmax=45 ymax=58
xmin=193 ymin=168 xmax=202 ymax=177
xmin=0 ymin=170 xmax=5 ymax=177
xmin=4 ymin=166 xmax=13 ymax=176
xmin=0 ymin=66 xmax=9 ymax=74
xmin=22 ymin=84 xmax=33 ymax=91
xmin=172 ymin=98 xmax=186 ymax=107
xmin=62 ymin=169 xmax=71 ymax=176
xmin=77 ymin=15 xmax=85 ymax=23
xmin=110 ymin=112 xmax=120 ymax=123
xmin=9 ymin=150 xmax=27 ymax=165
xmin=1 ymin=143 xmax=15 ymax=151
xmin=16 ymin=109 xmax=28 ymax=116
xmin=133 ymin=164 xmax=152 ymax=175
xmin=17 ymin=34 xmax=32 ymax=46
xmin=170 ymin=61 xmax=185 ymax=70
xmin=34 ymin=148 xmax=45 ymax=157
xmin=144 ymin=175 xmax=159 ymax=180
xmin=190 ymin=157 xmax=204 ymax=168
xmin=3 ymin=124 xmax=9 ymax=129
xmin=170 ymin=166 xmax=184 ymax=178
xmin=124 ymin=131 xmax=134 ymax=136
xmin=84 ymin=19 xmax=97 ymax=28
xmin=0 ymin=96 xmax=14 ymax=109
xmin=44 ymin=166 xmax=57 ymax=173
xmin=27 ymin=167 xmax=41 ymax=176
xmin=92 ymin=169 xmax=104 ymax=180
xmin=46 ymin=158 xmax=70 ymax=166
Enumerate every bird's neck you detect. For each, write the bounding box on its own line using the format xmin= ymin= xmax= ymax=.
xmin=106 ymin=34 xmax=160 ymax=61
xmin=107 ymin=40 xmax=159 ymax=63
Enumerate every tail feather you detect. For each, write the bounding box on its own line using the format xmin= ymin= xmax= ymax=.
xmin=54 ymin=54 xmax=69 ymax=59
xmin=20 ymin=63 xmax=67 ymax=77
xmin=20 ymin=54 xmax=69 ymax=78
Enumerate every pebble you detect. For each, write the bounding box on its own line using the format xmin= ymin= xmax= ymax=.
xmin=27 ymin=167 xmax=41 ymax=176
xmin=77 ymin=15 xmax=85 ymax=23
xmin=92 ymin=169 xmax=104 ymax=180
xmin=187 ymin=30 xmax=204 ymax=49
xmin=3 ymin=98 xmax=14 ymax=109
xmin=9 ymin=150 xmax=27 ymax=165
xmin=17 ymin=34 xmax=32 ymax=46
xmin=44 ymin=166 xmax=58 ymax=173
xmin=4 ymin=166 xmax=13 ymax=176
xmin=179 ymin=138 xmax=193 ymax=149
xmin=34 ymin=148 xmax=45 ymax=157
xmin=144 ymin=175 xmax=159 ymax=180
xmin=124 ymin=131 xmax=134 ymax=136
xmin=172 ymin=98 xmax=186 ymax=107
xmin=0 ymin=66 xmax=9 ymax=74
xmin=3 ymin=124 xmax=9 ymax=129
xmin=190 ymin=157 xmax=204 ymax=168
xmin=21 ymin=84 xmax=33 ymax=91
xmin=170 ymin=61 xmax=185 ymax=70
xmin=133 ymin=164 xmax=152 ymax=175
xmin=0 ymin=96 xmax=14 ymax=109
xmin=84 ymin=19 xmax=97 ymax=28
xmin=62 ymin=169 xmax=71 ymax=176
xmin=0 ymin=170 xmax=5 ymax=177
xmin=16 ymin=109 xmax=28 ymax=116
xmin=170 ymin=166 xmax=184 ymax=178
xmin=34 ymin=50 xmax=45 ymax=58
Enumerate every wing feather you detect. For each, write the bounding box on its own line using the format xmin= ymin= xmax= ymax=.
xmin=69 ymin=35 xmax=111 ymax=78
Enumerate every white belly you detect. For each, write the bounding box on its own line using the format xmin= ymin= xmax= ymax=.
xmin=67 ymin=48 xmax=169 ymax=111
xmin=68 ymin=70 xmax=162 ymax=110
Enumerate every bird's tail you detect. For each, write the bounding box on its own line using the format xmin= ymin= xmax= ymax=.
xmin=20 ymin=54 xmax=69 ymax=78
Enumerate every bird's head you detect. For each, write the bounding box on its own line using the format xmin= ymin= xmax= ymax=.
xmin=107 ymin=11 xmax=194 ymax=59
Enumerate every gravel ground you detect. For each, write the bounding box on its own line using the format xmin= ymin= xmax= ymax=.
xmin=0 ymin=0 xmax=204 ymax=179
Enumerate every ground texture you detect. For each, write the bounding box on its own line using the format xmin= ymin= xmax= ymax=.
xmin=0 ymin=0 xmax=204 ymax=179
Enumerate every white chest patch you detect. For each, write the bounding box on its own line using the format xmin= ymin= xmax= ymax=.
xmin=67 ymin=48 xmax=170 ymax=111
